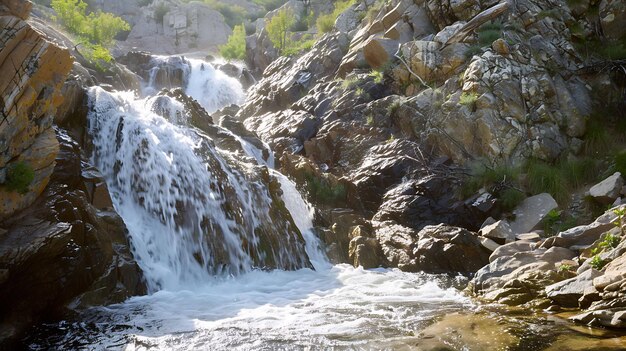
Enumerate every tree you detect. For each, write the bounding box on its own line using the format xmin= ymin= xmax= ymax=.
xmin=51 ymin=0 xmax=87 ymax=33
xmin=86 ymin=11 xmax=130 ymax=48
xmin=219 ymin=24 xmax=247 ymax=60
xmin=266 ymin=8 xmax=295 ymax=55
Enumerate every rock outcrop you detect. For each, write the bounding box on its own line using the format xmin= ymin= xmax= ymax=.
xmin=0 ymin=2 xmax=146 ymax=345
xmin=0 ymin=0 xmax=73 ymax=219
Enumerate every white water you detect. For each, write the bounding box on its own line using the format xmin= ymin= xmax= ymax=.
xmin=37 ymin=57 xmax=474 ymax=349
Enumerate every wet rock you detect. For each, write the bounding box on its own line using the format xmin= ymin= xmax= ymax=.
xmin=0 ymin=130 xmax=146 ymax=345
xmin=348 ymin=236 xmax=381 ymax=269
xmin=589 ymin=172 xmax=624 ymax=205
xmin=376 ymin=222 xmax=490 ymax=275
xmin=470 ymin=246 xmax=576 ymax=304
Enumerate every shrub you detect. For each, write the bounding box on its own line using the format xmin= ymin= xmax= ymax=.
xmin=525 ymin=159 xmax=569 ymax=204
xmin=465 ymin=45 xmax=483 ymax=59
xmin=370 ymin=70 xmax=384 ymax=84
xmin=267 ymin=8 xmax=295 ymax=54
xmin=584 ymin=118 xmax=612 ymax=155
xmin=614 ymin=151 xmax=626 ymax=175
xmin=599 ymin=232 xmax=621 ymax=251
xmin=220 ymin=24 xmax=247 ymax=60
xmin=477 ymin=23 xmax=502 ymax=47
xmin=590 ymin=254 xmax=607 ymax=270
xmin=500 ymin=188 xmax=526 ymax=212
xmin=305 ymin=174 xmax=346 ymax=205
xmin=461 ymin=162 xmax=521 ymax=198
xmin=4 ymin=162 xmax=35 ymax=194
xmin=459 ymin=92 xmax=478 ymax=109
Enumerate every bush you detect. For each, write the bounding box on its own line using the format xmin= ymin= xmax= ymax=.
xmin=4 ymin=162 xmax=35 ymax=194
xmin=51 ymin=0 xmax=129 ymax=69
xmin=459 ymin=92 xmax=478 ymax=109
xmin=220 ymin=24 xmax=247 ymax=60
xmin=477 ymin=23 xmax=502 ymax=47
xmin=267 ymin=7 xmax=295 ymax=54
xmin=525 ymin=159 xmax=569 ymax=204
xmin=614 ymin=151 xmax=626 ymax=175
xmin=590 ymin=254 xmax=607 ymax=270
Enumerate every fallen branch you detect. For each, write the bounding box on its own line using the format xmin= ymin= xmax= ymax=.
xmin=394 ymin=44 xmax=431 ymax=89
xmin=442 ymin=2 xmax=510 ymax=48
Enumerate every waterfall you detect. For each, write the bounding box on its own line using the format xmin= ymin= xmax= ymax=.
xmin=87 ymin=58 xmax=311 ymax=291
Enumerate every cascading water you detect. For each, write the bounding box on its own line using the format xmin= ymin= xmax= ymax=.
xmin=87 ymin=58 xmax=309 ymax=290
xmin=25 ymin=57 xmax=480 ymax=350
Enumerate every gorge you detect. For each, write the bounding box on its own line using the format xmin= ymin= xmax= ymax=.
xmin=2 ymin=0 xmax=626 ymax=350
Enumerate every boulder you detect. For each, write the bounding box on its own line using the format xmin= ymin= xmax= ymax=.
xmin=489 ymin=241 xmax=534 ymax=263
xmin=348 ymin=236 xmax=381 ymax=269
xmin=589 ymin=172 xmax=624 ymax=205
xmin=546 ymin=269 xmax=601 ymax=307
xmin=479 ymin=220 xmax=515 ymax=243
xmin=509 ymin=193 xmax=558 ymax=235
xmin=377 ymin=222 xmax=490 ymax=275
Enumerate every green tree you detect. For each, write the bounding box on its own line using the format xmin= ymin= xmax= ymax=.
xmin=85 ymin=11 xmax=130 ymax=47
xmin=51 ymin=0 xmax=87 ymax=33
xmin=266 ymin=8 xmax=295 ymax=54
xmin=220 ymin=24 xmax=247 ymax=60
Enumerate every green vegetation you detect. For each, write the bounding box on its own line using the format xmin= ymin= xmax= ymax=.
xmin=4 ymin=162 xmax=35 ymax=194
xmin=557 ymin=263 xmax=572 ymax=273
xmin=459 ymin=92 xmax=478 ymax=110
xmin=543 ymin=209 xmax=577 ymax=235
xmin=613 ymin=207 xmax=625 ymax=236
xmin=370 ymin=70 xmax=384 ymax=84
xmin=282 ymin=34 xmax=315 ymax=56
xmin=267 ymin=7 xmax=296 ymax=54
xmin=590 ymin=254 xmax=607 ymax=270
xmin=465 ymin=45 xmax=483 ymax=59
xmin=461 ymin=163 xmax=526 ymax=211
xmin=477 ymin=23 xmax=502 ymax=47
xmin=304 ymin=174 xmax=347 ymax=205
xmin=614 ymin=151 xmax=626 ymax=175
xmin=584 ymin=118 xmax=612 ymax=155
xmin=51 ymin=0 xmax=129 ymax=70
xmin=316 ymin=0 xmax=357 ymax=34
xmin=599 ymin=232 xmax=621 ymax=251
xmin=524 ymin=157 xmax=599 ymax=205
xmin=220 ymin=24 xmax=247 ymax=60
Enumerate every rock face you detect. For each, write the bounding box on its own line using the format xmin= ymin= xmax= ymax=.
xmin=88 ymin=0 xmax=232 ymax=55
xmin=0 ymin=3 xmax=145 ymax=345
xmin=0 ymin=131 xmax=146 ymax=345
xmin=376 ymin=222 xmax=490 ymax=274
xmin=0 ymin=1 xmax=73 ymax=219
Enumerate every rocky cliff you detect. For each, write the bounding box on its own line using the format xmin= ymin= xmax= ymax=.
xmin=235 ymin=0 xmax=626 ymax=328
xmin=0 ymin=1 xmax=145 ymax=346
xmin=0 ymin=0 xmax=72 ymax=219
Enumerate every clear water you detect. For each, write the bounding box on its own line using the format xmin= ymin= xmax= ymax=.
xmin=24 ymin=57 xmax=626 ymax=350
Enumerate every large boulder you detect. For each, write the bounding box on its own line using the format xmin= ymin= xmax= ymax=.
xmin=376 ymin=222 xmax=490 ymax=275
xmin=509 ymin=193 xmax=558 ymax=234
xmin=589 ymin=172 xmax=624 ymax=205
